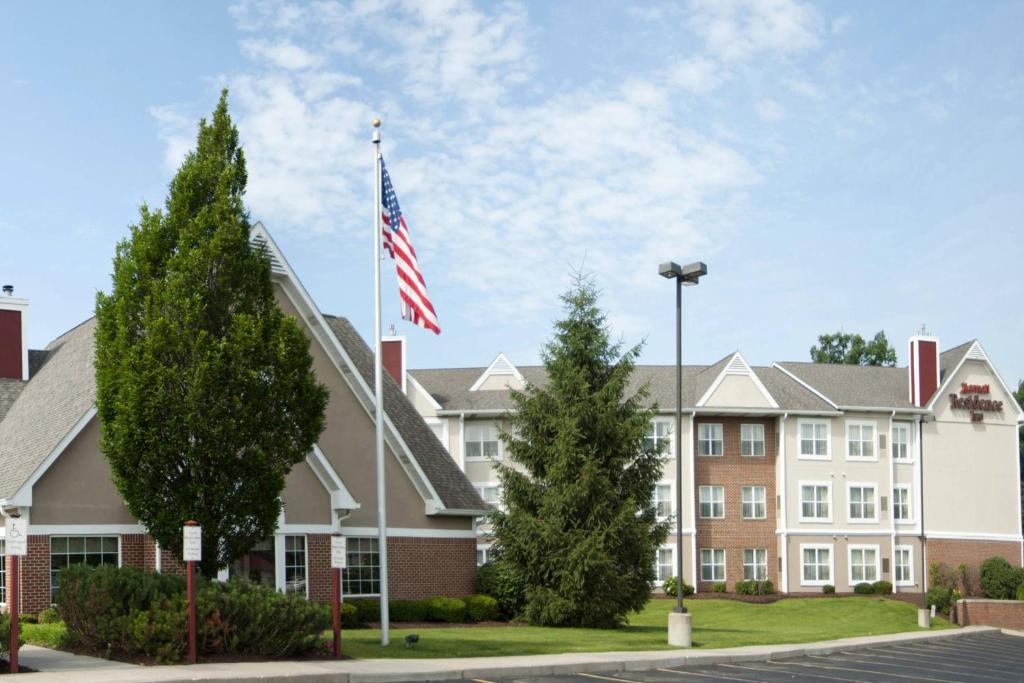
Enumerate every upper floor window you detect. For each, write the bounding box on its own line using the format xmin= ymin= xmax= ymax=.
xmin=893 ymin=486 xmax=911 ymax=522
xmin=477 ymin=545 xmax=492 ymax=567
xmin=698 ymin=423 xmax=724 ymax=456
xmin=740 ymin=424 xmax=765 ymax=456
xmin=699 ymin=485 xmax=725 ymax=518
xmin=800 ymin=483 xmax=831 ymax=521
xmin=848 ymin=484 xmax=877 ymax=522
xmin=654 ymin=483 xmax=673 ymax=520
xmin=846 ymin=421 xmax=876 ymax=460
xmin=892 ymin=424 xmax=910 ymax=460
xmin=741 ymin=486 xmax=766 ymax=519
xmin=426 ymin=419 xmax=448 ymax=451
xmin=798 ymin=420 xmax=829 ymax=459
xmin=646 ymin=419 xmax=674 ymax=458
xmin=465 ymin=422 xmax=501 ymax=460
xmin=477 ymin=484 xmax=503 ymax=510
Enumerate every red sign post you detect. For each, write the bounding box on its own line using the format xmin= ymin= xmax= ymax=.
xmin=182 ymin=521 xmax=201 ymax=665
xmin=330 ymin=533 xmax=347 ymax=659
xmin=6 ymin=514 xmax=27 ymax=674
xmin=8 ymin=554 xmax=17 ymax=674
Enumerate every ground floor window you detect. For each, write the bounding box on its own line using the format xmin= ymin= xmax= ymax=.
xmin=477 ymin=544 xmax=492 ymax=567
xmin=656 ymin=546 xmax=674 ymax=582
xmin=848 ymin=545 xmax=878 ymax=584
xmin=801 ymin=544 xmax=832 ymax=585
xmin=343 ymin=537 xmax=380 ymax=596
xmin=700 ymin=548 xmax=725 ymax=582
xmin=894 ymin=546 xmax=914 ymax=586
xmin=743 ymin=548 xmax=767 ymax=580
xmin=230 ymin=538 xmax=276 ymax=586
xmin=284 ymin=535 xmax=307 ymax=595
xmin=0 ymin=540 xmax=5 ymax=604
xmin=229 ymin=535 xmax=309 ymax=596
xmin=50 ymin=536 xmax=119 ymax=600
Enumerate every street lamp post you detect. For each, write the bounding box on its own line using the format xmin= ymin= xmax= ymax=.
xmin=659 ymin=260 xmax=707 ymax=648
xmin=918 ymin=414 xmax=936 ymax=628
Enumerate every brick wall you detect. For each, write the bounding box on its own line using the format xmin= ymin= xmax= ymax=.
xmin=121 ymin=533 xmax=148 ymax=569
xmin=307 ymin=534 xmax=333 ymax=603
xmin=15 ymin=535 xmax=52 ymax=615
xmin=388 ymin=537 xmax=476 ymax=599
xmin=694 ymin=417 xmax=777 ymax=591
xmin=956 ymin=599 xmax=1024 ymax=629
xmin=927 ymin=538 xmax=1022 ymax=595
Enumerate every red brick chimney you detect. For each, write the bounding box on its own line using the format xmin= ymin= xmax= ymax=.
xmin=382 ymin=335 xmax=406 ymax=392
xmin=0 ymin=285 xmax=29 ymax=381
xmin=908 ymin=335 xmax=940 ymax=407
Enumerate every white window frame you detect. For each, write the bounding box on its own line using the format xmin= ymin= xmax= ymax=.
xmin=798 ymin=481 xmax=833 ymax=523
xmin=893 ymin=485 xmax=913 ymax=524
xmin=476 ymin=543 xmax=492 ymax=567
xmin=425 ymin=417 xmax=449 ymax=452
xmin=654 ymin=481 xmax=675 ymax=521
xmin=655 ymin=545 xmax=676 ymax=584
xmin=464 ymin=421 xmax=502 ymax=462
xmin=740 ymin=423 xmax=766 ymax=457
xmin=280 ymin=534 xmax=309 ymax=598
xmin=799 ymin=543 xmax=833 ymax=587
xmin=797 ymin=419 xmax=831 ymax=460
xmin=0 ymin=539 xmax=5 ymax=607
xmin=891 ymin=423 xmax=911 ymax=462
xmin=697 ymin=423 xmax=724 ymax=457
xmin=698 ymin=485 xmax=725 ymax=519
xmin=894 ymin=545 xmax=914 ymax=587
xmin=741 ymin=485 xmax=767 ymax=520
xmin=743 ymin=548 xmax=767 ymax=581
xmin=342 ymin=536 xmax=381 ymax=598
xmin=49 ymin=535 xmax=122 ymax=602
xmin=845 ymin=420 xmax=878 ymax=461
xmin=700 ymin=548 xmax=726 ymax=582
xmin=847 ymin=482 xmax=879 ymax=523
xmin=647 ymin=418 xmax=675 ymax=459
xmin=847 ymin=544 xmax=881 ymax=586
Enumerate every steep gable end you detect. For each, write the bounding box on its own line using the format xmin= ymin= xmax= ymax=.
xmin=698 ymin=352 xmax=779 ymax=409
xmin=470 ymin=353 xmax=525 ymax=391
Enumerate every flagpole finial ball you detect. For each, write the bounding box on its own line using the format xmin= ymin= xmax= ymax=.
xmin=372 ymin=118 xmax=381 ymax=128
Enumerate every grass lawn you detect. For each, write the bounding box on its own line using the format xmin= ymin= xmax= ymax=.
xmin=340 ymin=597 xmax=952 ymax=659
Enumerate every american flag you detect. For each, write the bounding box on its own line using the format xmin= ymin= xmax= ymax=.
xmin=380 ymin=159 xmax=441 ymax=335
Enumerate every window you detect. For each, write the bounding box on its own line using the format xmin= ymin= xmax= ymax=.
xmin=700 ymin=548 xmax=725 ymax=582
xmin=477 ymin=545 xmax=492 ymax=567
xmin=654 ymin=483 xmax=673 ymax=520
xmin=230 ymin=538 xmax=275 ymax=586
xmin=426 ymin=419 xmax=447 ymax=450
xmin=699 ymin=485 xmax=725 ymax=518
xmin=848 ymin=484 xmax=877 ymax=522
xmin=893 ymin=486 xmax=911 ymax=522
xmin=846 ymin=421 xmax=876 ymax=459
xmin=50 ymin=536 xmax=119 ymax=600
xmin=743 ymin=548 xmax=767 ymax=580
xmin=849 ymin=545 xmax=879 ymax=584
xmin=343 ymin=537 xmax=380 ymax=596
xmin=646 ymin=419 xmax=674 ymax=457
xmin=741 ymin=486 xmax=766 ymax=519
xmin=477 ymin=484 xmax=503 ymax=510
xmin=698 ymin=423 xmax=724 ymax=456
xmin=892 ymin=424 xmax=910 ymax=460
xmin=895 ymin=546 xmax=914 ymax=586
xmin=656 ymin=547 xmax=674 ymax=583
xmin=799 ymin=483 xmax=831 ymax=521
xmin=801 ymin=545 xmax=832 ymax=585
xmin=284 ymin=535 xmax=307 ymax=595
xmin=465 ymin=422 xmax=500 ymax=460
xmin=798 ymin=420 xmax=829 ymax=458
xmin=740 ymin=424 xmax=765 ymax=456
xmin=0 ymin=540 xmax=4 ymax=605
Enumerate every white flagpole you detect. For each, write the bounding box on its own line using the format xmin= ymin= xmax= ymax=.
xmin=372 ymin=118 xmax=391 ymax=646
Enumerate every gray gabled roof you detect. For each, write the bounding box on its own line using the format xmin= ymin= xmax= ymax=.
xmin=323 ymin=316 xmax=485 ymax=512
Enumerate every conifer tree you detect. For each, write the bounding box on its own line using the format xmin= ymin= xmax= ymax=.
xmin=491 ymin=277 xmax=668 ymax=627
xmin=94 ymin=91 xmax=329 ymax=577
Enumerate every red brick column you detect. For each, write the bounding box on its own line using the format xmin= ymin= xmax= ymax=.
xmin=19 ymin=535 xmax=52 ymax=616
xmin=120 ymin=534 xmax=148 ymax=569
xmin=307 ymin=534 xmax=332 ymax=603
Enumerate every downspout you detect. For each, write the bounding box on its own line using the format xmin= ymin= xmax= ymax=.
xmin=689 ymin=412 xmax=698 ymax=588
xmin=888 ymin=410 xmax=896 ymax=594
xmin=779 ymin=413 xmax=789 ymax=593
xmin=459 ymin=413 xmax=466 ymax=471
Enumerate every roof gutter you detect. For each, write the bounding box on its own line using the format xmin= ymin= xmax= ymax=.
xmin=430 ymin=507 xmax=491 ymax=517
xmin=837 ymin=406 xmax=932 ymax=414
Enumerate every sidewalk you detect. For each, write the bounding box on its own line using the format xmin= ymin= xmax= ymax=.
xmin=8 ymin=625 xmax=1001 ymax=682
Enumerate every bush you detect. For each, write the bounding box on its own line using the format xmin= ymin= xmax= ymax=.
xmin=1016 ymin=584 xmax=1024 ymax=601
xmin=735 ymin=580 xmax=775 ymax=596
xmin=1 ymin=612 xmax=24 ymax=657
xmin=18 ymin=613 xmax=38 ymax=624
xmin=927 ymin=585 xmax=953 ymax=615
xmin=930 ymin=561 xmax=957 ymax=590
xmin=853 ymin=582 xmax=873 ymax=595
xmin=348 ymin=599 xmax=380 ymax=624
xmin=390 ymin=599 xmax=428 ymax=623
xmin=871 ymin=580 xmax=893 ymax=595
xmin=475 ymin=560 xmax=527 ymax=619
xmin=424 ymin=597 xmax=467 ymax=623
xmin=661 ymin=576 xmax=695 ymax=598
xmin=711 ymin=582 xmax=727 ymax=593
xmin=980 ymin=556 xmax=1024 ymax=600
xmin=822 ymin=584 xmax=835 ymax=594
xmin=340 ymin=602 xmax=359 ymax=627
xmin=464 ymin=594 xmax=500 ymax=622
xmin=37 ymin=607 xmax=62 ymax=624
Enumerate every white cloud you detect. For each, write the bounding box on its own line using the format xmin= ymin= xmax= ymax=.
xmin=148 ymin=104 xmax=194 ymax=171
xmin=667 ymin=56 xmax=725 ymax=94
xmin=687 ymin=0 xmax=821 ymax=62
xmin=831 ymin=14 xmax=852 ymax=35
xmin=755 ymin=98 xmax=785 ymax=122
xmin=240 ymin=39 xmax=325 ymax=70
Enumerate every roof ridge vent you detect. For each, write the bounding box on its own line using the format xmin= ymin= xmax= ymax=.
xmin=249 ymin=232 xmax=287 ymax=275
xmin=964 ymin=341 xmax=987 ymax=362
xmin=470 ymin=352 xmax=524 ymax=391
xmin=725 ymin=353 xmax=750 ymax=375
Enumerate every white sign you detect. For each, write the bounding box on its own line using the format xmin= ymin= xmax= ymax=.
xmin=182 ymin=525 xmax=202 ymax=562
xmin=5 ymin=517 xmax=27 ymax=556
xmin=330 ymin=535 xmax=347 ymax=569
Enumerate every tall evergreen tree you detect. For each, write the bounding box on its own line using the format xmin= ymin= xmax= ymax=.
xmin=491 ymin=277 xmax=668 ymax=628
xmin=94 ymin=91 xmax=329 ymax=577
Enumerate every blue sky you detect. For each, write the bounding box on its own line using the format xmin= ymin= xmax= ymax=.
xmin=2 ymin=1 xmax=1022 ymax=386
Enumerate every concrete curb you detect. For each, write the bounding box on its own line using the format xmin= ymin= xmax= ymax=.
xmin=10 ymin=625 xmax=1000 ymax=682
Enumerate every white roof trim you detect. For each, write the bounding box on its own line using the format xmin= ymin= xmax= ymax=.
xmin=306 ymin=443 xmax=360 ymax=513
xmin=470 ymin=353 xmax=523 ymax=391
xmin=927 ymin=340 xmax=1024 ymax=419
xmin=249 ymin=223 xmax=447 ymax=510
xmin=696 ymin=352 xmax=779 ymax=409
xmin=9 ymin=406 xmax=98 ymax=507
xmin=771 ymin=363 xmax=840 ymax=410
xmin=407 ymin=373 xmax=442 ymax=411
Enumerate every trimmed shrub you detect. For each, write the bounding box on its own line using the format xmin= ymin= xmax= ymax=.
xmin=871 ymin=580 xmax=893 ymax=595
xmin=340 ymin=602 xmax=359 ymax=628
xmin=38 ymin=607 xmax=62 ymax=624
xmin=390 ymin=599 xmax=428 ymax=623
xmin=475 ymin=560 xmax=527 ymax=619
xmin=980 ymin=556 xmax=1024 ymax=600
xmin=735 ymin=580 xmax=775 ymax=596
xmin=19 ymin=613 xmax=38 ymax=624
xmin=464 ymin=594 xmax=500 ymax=622
xmin=348 ymin=599 xmax=381 ymax=624
xmin=853 ymin=582 xmax=873 ymax=595
xmin=928 ymin=585 xmax=953 ymax=615
xmin=661 ymin=576 xmax=695 ymax=598
xmin=711 ymin=582 xmax=727 ymax=593
xmin=930 ymin=561 xmax=957 ymax=591
xmin=1 ymin=612 xmax=24 ymax=657
xmin=822 ymin=584 xmax=835 ymax=594
xmin=424 ymin=597 xmax=468 ymax=623
xmin=1016 ymin=584 xmax=1024 ymax=601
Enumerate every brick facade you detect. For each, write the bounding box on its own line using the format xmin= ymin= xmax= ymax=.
xmin=694 ymin=417 xmax=777 ymax=591
xmin=927 ymin=538 xmax=1022 ymax=593
xmin=386 ymin=537 xmax=476 ymax=600
xmin=956 ymin=598 xmax=1024 ymax=629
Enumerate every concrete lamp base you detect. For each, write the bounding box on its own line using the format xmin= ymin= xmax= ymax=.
xmin=668 ymin=611 xmax=692 ymax=647
xmin=918 ymin=608 xmax=931 ymax=628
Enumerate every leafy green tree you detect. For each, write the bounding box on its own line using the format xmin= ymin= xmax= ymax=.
xmin=94 ymin=91 xmax=329 ymax=577
xmin=810 ymin=331 xmax=897 ymax=366
xmin=490 ymin=276 xmax=669 ymax=628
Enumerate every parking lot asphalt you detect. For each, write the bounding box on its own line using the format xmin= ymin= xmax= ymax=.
xmin=464 ymin=632 xmax=1024 ymax=683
